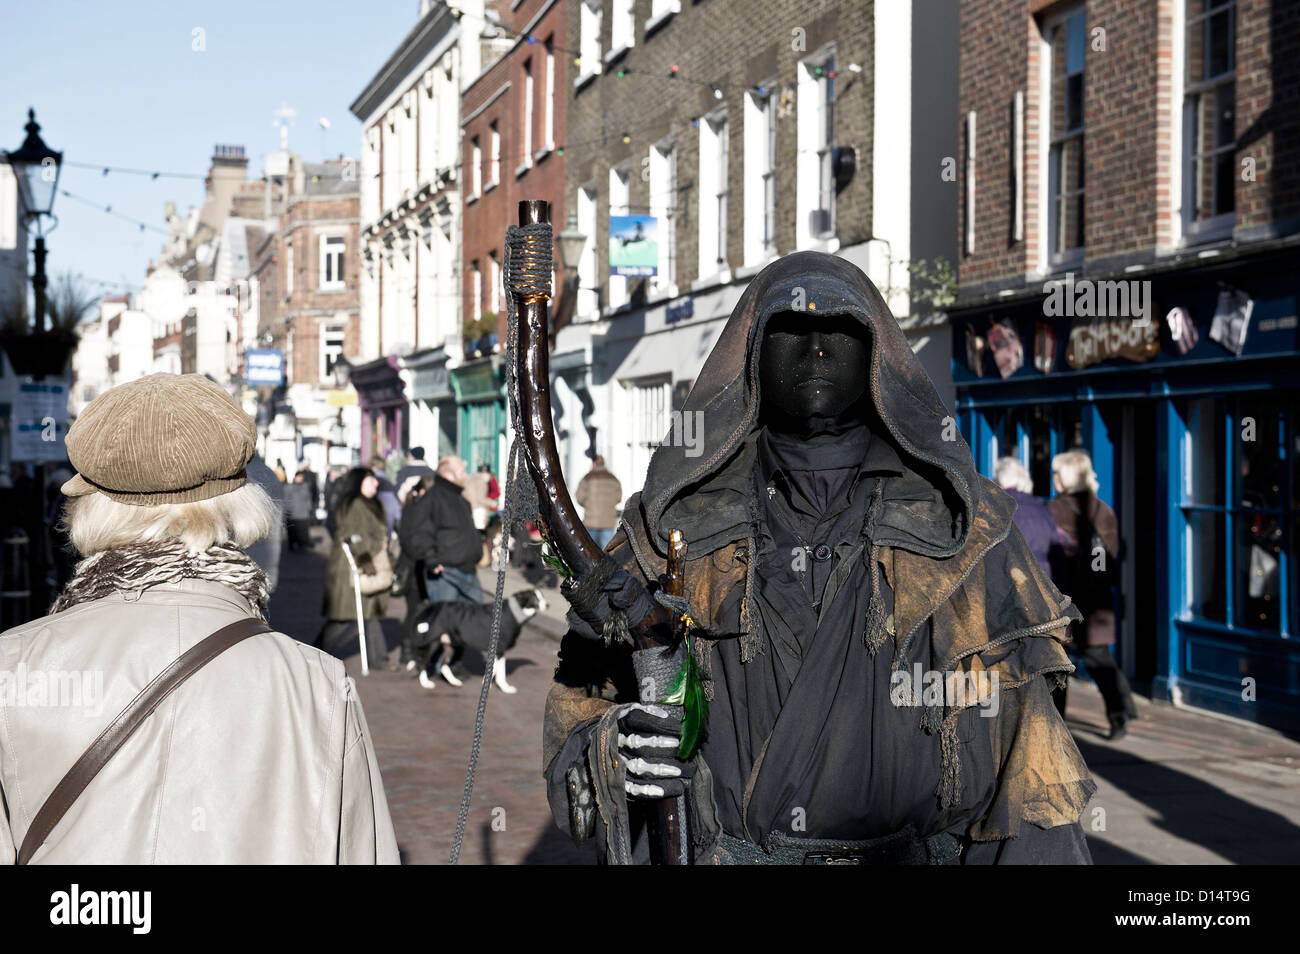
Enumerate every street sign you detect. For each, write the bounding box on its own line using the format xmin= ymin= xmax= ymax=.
xmin=246 ymin=349 xmax=285 ymax=386
xmin=11 ymin=381 xmax=68 ymax=463
xmin=610 ymin=214 xmax=658 ymax=277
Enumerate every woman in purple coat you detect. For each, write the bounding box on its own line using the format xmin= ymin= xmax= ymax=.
xmin=994 ymin=457 xmax=1063 ymax=573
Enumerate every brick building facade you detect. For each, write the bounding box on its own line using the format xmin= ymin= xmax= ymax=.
xmin=553 ymin=0 xmax=958 ymax=496
xmin=950 ymin=0 xmax=1300 ymax=731
xmin=458 ymin=0 xmax=570 ymax=475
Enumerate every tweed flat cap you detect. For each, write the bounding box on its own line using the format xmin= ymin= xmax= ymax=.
xmin=61 ymin=373 xmax=257 ymax=505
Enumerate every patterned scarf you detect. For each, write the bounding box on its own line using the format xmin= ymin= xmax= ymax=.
xmin=50 ymin=540 xmax=270 ymax=621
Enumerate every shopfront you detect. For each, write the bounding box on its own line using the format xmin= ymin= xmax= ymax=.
xmin=450 ymin=355 xmax=506 ymax=477
xmin=350 ymin=355 xmax=407 ymax=465
xmin=950 ymin=242 xmax=1299 ymax=732
xmin=403 ymin=346 xmax=457 ymax=462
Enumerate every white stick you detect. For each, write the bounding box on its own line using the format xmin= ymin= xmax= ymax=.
xmin=341 ymin=541 xmax=369 ymax=676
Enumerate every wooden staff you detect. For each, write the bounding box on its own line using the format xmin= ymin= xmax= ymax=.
xmin=511 ymin=199 xmax=686 ymax=864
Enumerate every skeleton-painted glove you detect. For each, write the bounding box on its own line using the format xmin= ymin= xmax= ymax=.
xmin=617 ymin=703 xmax=696 ymax=799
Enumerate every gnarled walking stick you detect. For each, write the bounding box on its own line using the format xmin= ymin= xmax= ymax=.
xmin=508 ymin=199 xmax=687 ymax=864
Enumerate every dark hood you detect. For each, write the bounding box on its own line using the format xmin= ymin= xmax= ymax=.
xmin=636 ymin=251 xmax=982 ymax=560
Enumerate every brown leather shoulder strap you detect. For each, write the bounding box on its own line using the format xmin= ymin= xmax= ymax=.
xmin=16 ymin=617 xmax=273 ymax=865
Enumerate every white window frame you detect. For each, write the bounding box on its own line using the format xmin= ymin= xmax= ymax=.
xmin=489 ymin=251 xmax=501 ymax=316
xmin=471 ymin=259 xmax=482 ymax=324
xmin=489 ymin=122 xmax=501 ymax=186
xmin=471 ymin=136 xmax=482 ymax=198
xmin=610 ymin=0 xmax=636 ymax=59
xmin=648 ymin=141 xmax=677 ymax=297
xmin=577 ymin=1 xmax=603 ymax=88
xmin=320 ymin=321 xmax=346 ymax=385
xmin=697 ymin=109 xmax=729 ymax=279
xmin=1181 ymin=0 xmax=1237 ymax=242
xmin=1042 ymin=5 xmax=1087 ymax=270
xmin=609 ymin=165 xmax=631 ymax=308
xmin=319 ymin=234 xmax=346 ymax=290
xmin=577 ymin=182 xmax=599 ymax=319
xmin=744 ymin=89 xmax=777 ymax=266
xmin=543 ymin=38 xmax=556 ymax=151
xmin=796 ymin=46 xmax=837 ymax=249
xmin=519 ymin=59 xmax=535 ymax=175
xmin=646 ymin=0 xmax=681 ymax=34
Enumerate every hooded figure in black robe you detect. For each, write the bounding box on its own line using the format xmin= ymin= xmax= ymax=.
xmin=543 ymin=252 xmax=1095 ymax=864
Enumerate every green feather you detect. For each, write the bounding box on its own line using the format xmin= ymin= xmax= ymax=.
xmin=660 ymin=637 xmax=708 ymax=759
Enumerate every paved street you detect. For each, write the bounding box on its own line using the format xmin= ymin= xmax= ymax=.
xmin=270 ymin=525 xmax=1300 ymax=865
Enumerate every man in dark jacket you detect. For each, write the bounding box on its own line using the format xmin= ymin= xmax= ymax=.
xmin=543 ymin=252 xmax=1095 ymax=864
xmin=398 ymin=455 xmax=483 ymax=607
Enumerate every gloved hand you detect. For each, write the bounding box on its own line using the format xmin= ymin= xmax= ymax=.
xmin=566 ymin=566 xmax=658 ymax=642
xmin=616 ymin=702 xmax=696 ymax=798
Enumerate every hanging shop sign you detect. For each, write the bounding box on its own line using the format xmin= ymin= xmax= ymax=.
xmin=1208 ymin=287 xmax=1253 ymax=356
xmin=987 ymin=320 xmax=1024 ymax=378
xmin=1065 ymin=316 xmax=1159 ymax=370
xmin=609 ymin=215 xmax=658 ymax=277
xmin=245 ymin=348 xmax=285 ymax=386
xmin=10 ymin=381 xmax=68 ymax=463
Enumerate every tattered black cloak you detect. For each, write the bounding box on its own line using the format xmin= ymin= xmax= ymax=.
xmin=544 ymin=252 xmax=1096 ymax=864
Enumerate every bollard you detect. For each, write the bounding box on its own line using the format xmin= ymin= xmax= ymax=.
xmin=1 ymin=529 xmax=31 ymax=630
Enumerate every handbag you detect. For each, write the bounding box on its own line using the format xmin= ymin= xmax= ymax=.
xmin=14 ymin=617 xmax=272 ymax=865
xmin=356 ymin=543 xmax=394 ymax=596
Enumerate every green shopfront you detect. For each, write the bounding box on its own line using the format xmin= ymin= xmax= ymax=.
xmin=950 ymin=242 xmax=1300 ymax=733
xmin=450 ymin=355 xmax=506 ymax=478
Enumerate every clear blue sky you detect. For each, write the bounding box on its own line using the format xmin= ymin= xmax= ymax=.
xmin=1 ymin=1 xmax=417 ymax=302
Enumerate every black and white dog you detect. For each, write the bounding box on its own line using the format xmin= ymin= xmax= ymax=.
xmin=411 ymin=588 xmax=548 ymax=694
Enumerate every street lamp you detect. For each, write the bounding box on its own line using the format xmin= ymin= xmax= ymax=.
xmin=555 ymin=211 xmax=594 ymax=327
xmin=6 ymin=109 xmax=63 ymax=331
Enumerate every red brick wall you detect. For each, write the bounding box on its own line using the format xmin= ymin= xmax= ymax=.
xmin=282 ymin=191 xmax=361 ymax=386
xmin=462 ymin=0 xmax=569 ymax=340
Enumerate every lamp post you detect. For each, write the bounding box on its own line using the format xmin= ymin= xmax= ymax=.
xmin=2 ymin=109 xmax=74 ymax=380
xmin=556 ymin=210 xmax=592 ymax=328
xmin=7 ymin=109 xmax=63 ymax=331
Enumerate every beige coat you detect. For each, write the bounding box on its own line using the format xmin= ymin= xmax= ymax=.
xmin=0 ymin=578 xmax=399 ymax=864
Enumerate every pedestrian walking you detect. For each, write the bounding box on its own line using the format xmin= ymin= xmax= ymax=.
xmin=994 ymin=456 xmax=1068 ymax=573
xmin=0 ymin=373 xmax=397 ymax=863
xmin=1047 ymin=449 xmax=1137 ymax=739
xmin=246 ymin=455 xmax=284 ymax=593
xmin=323 ymin=467 xmax=347 ymax=539
xmin=284 ymin=471 xmax=314 ymax=551
xmin=397 ymin=455 xmax=483 ymax=606
xmin=462 ymin=461 xmax=499 ymax=567
xmin=395 ymin=475 xmax=436 ymax=668
xmin=395 ymin=446 xmax=435 ymax=501
xmin=369 ymin=455 xmax=402 ymax=534
xmin=575 ymin=455 xmax=622 ymax=549
xmin=297 ymin=460 xmax=320 ymax=518
xmin=319 ymin=467 xmax=394 ymax=671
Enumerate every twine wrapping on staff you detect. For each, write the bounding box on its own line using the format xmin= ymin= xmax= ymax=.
xmin=449 ymin=220 xmax=553 ymax=865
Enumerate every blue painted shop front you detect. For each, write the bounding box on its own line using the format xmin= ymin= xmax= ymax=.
xmin=949 ymin=246 xmax=1299 ymax=733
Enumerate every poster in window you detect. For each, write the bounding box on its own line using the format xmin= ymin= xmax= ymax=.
xmin=1208 ymin=287 xmax=1253 ymax=356
xmin=609 ymin=214 xmax=658 ymax=277
xmin=986 ymin=320 xmax=1024 ymax=379
xmin=1034 ymin=323 xmax=1057 ymax=373
xmin=1165 ymin=306 xmax=1199 ymax=355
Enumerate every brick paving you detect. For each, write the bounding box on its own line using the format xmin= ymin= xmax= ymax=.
xmin=271 ymin=525 xmax=1300 ymax=865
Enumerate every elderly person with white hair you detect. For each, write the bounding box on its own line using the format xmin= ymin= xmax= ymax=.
xmin=0 ymin=374 xmax=398 ymax=864
xmin=993 ymin=456 xmax=1064 ymax=573
xmin=1046 ymin=449 xmax=1137 ymax=740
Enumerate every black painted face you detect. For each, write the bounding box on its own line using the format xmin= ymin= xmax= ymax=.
xmin=759 ymin=310 xmax=871 ymax=437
